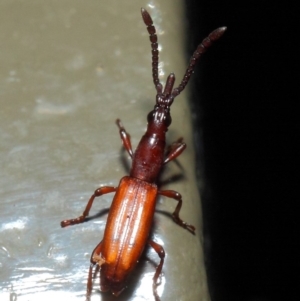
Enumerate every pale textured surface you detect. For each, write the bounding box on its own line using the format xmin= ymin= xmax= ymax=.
xmin=0 ymin=1 xmax=209 ymax=300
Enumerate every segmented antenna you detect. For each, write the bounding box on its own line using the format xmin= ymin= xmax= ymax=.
xmin=172 ymin=27 xmax=227 ymax=98
xmin=141 ymin=8 xmax=161 ymax=92
xmin=141 ymin=8 xmax=226 ymax=101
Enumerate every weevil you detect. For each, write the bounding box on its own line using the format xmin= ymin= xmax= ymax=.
xmin=61 ymin=7 xmax=226 ymax=300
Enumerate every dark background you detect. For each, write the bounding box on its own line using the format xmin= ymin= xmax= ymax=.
xmin=185 ymin=1 xmax=297 ymax=301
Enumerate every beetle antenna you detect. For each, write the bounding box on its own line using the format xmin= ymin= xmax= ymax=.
xmin=141 ymin=8 xmax=161 ymax=93
xmin=141 ymin=8 xmax=226 ymax=101
xmin=172 ymin=26 xmax=227 ymax=98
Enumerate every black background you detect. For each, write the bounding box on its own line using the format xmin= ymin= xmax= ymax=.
xmin=185 ymin=1 xmax=297 ymax=301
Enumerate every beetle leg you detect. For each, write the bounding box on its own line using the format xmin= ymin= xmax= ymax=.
xmin=86 ymin=241 xmax=104 ymax=301
xmin=163 ymin=137 xmax=186 ymax=164
xmin=61 ymin=186 xmax=117 ymax=227
xmin=148 ymin=240 xmax=165 ymax=300
xmin=158 ymin=190 xmax=196 ymax=234
xmin=116 ymin=119 xmax=133 ymax=158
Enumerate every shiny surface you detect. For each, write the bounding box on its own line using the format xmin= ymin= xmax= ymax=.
xmin=0 ymin=1 xmax=209 ymax=300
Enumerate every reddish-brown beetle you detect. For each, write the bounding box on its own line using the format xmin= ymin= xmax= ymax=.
xmin=61 ymin=8 xmax=226 ymax=300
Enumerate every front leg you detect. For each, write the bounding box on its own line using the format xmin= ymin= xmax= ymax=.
xmin=61 ymin=186 xmax=117 ymax=227
xmin=163 ymin=137 xmax=186 ymax=164
xmin=116 ymin=119 xmax=133 ymax=158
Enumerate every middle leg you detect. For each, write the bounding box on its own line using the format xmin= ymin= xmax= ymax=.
xmin=158 ymin=189 xmax=195 ymax=234
xmin=61 ymin=186 xmax=117 ymax=227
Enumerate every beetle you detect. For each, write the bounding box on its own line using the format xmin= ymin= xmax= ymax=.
xmin=61 ymin=7 xmax=226 ymax=301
